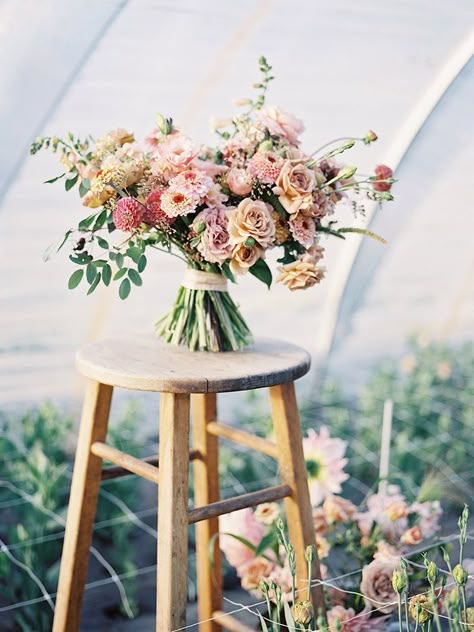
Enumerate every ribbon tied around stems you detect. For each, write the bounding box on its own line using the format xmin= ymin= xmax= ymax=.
xmin=181 ymin=268 xmax=228 ymax=292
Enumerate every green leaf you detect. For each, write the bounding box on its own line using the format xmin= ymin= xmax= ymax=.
xmin=87 ymin=272 xmax=101 ymax=295
xmin=316 ymin=225 xmax=346 ymax=239
xmin=44 ymin=173 xmax=65 ymax=184
xmin=126 ymin=246 xmax=141 ymax=263
xmin=86 ymin=263 xmax=97 ymax=284
xmin=102 ymin=264 xmax=112 ymax=286
xmin=115 ymin=253 xmax=124 ymax=269
xmin=113 ymin=267 xmax=128 ymax=281
xmin=254 ymin=530 xmax=278 ymax=557
xmin=65 ymin=173 xmax=79 ymax=191
xmin=119 ymin=278 xmax=131 ymax=300
xmin=78 ymin=213 xmax=98 ymax=230
xmin=43 ymin=229 xmax=72 ymax=261
xmin=137 ymin=254 xmax=147 ymax=273
xmin=257 ymin=612 xmax=269 ymax=632
xmin=68 ymin=269 xmax=84 ymax=290
xmin=97 ymin=236 xmax=109 ymax=249
xmin=249 ymin=258 xmax=272 ymax=288
xmin=221 ymin=260 xmax=236 ymax=284
xmin=128 ymin=269 xmax=142 ymax=287
xmin=92 ymin=259 xmax=107 ymax=267
xmin=262 ymin=191 xmax=287 ymax=217
xmin=93 ymin=209 xmax=107 ymax=231
xmin=69 ymin=253 xmax=92 ymax=265
xmin=78 ymin=178 xmax=90 ymax=198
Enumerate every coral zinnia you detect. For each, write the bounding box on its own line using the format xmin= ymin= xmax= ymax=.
xmin=372 ymin=164 xmax=393 ymax=192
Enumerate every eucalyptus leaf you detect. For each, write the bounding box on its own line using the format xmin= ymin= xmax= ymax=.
xmin=86 ymin=263 xmax=97 ymax=284
xmin=68 ymin=269 xmax=84 ymax=290
xmin=137 ymin=254 xmax=147 ymax=273
xmin=87 ymin=272 xmax=101 ymax=295
xmin=128 ymin=269 xmax=142 ymax=286
xmin=113 ymin=267 xmax=128 ymax=281
xmin=102 ymin=264 xmax=112 ymax=286
xmin=119 ymin=278 xmax=131 ymax=300
xmin=97 ymin=237 xmax=109 ymax=249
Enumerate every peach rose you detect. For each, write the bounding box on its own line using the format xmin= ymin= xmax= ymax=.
xmin=277 ymin=254 xmax=325 ymax=291
xmin=360 ymin=559 xmax=399 ymax=614
xmin=401 ymin=525 xmax=423 ymax=546
xmin=258 ymin=106 xmax=305 ymax=144
xmin=373 ymin=540 xmax=400 ymax=562
xmin=227 ymin=168 xmax=253 ymax=196
xmin=323 ymin=495 xmax=357 ymax=523
xmin=230 ymin=242 xmax=263 ymax=275
xmin=228 ymin=198 xmax=275 ymax=248
xmin=274 ymin=161 xmax=315 ymax=215
xmin=239 ymin=556 xmax=274 ymax=591
xmin=327 ymin=606 xmax=356 ymax=631
xmin=312 ymin=507 xmax=329 ymax=534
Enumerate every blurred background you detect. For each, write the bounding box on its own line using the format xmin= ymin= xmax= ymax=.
xmin=0 ymin=1 xmax=473 ymax=629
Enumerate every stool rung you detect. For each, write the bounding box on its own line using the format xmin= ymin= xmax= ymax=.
xmin=100 ymin=449 xmax=202 ymax=480
xmin=91 ymin=441 xmax=160 ymax=484
xmin=212 ymin=610 xmax=256 ymax=632
xmin=188 ymin=484 xmax=291 ymax=524
xmin=206 ymin=421 xmax=277 ymax=457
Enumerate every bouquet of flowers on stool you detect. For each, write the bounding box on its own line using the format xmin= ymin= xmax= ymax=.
xmin=31 ymin=57 xmax=395 ymax=352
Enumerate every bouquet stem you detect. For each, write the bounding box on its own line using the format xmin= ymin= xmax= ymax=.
xmin=155 ymin=283 xmax=253 ymax=352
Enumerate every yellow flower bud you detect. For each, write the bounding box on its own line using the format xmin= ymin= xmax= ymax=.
xmin=291 ymin=600 xmax=314 ymax=625
xmin=409 ymin=594 xmax=433 ymax=625
xmin=453 ymin=563 xmax=468 ymax=586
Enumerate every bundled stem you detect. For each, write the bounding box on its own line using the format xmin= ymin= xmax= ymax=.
xmin=155 ymin=285 xmax=252 ymax=351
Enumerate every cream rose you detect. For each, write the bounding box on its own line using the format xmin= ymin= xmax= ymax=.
xmin=230 ymin=242 xmax=263 ymax=275
xmin=227 ymin=198 xmax=275 ymax=248
xmin=277 ymin=254 xmax=325 ymax=291
xmin=360 ymin=559 xmax=399 ymax=614
xmin=273 ymin=161 xmax=315 ymax=215
xmin=258 ymin=106 xmax=304 ymax=144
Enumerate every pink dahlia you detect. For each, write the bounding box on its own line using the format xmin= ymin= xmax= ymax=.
xmin=372 ymin=164 xmax=393 ymax=192
xmin=247 ymin=151 xmax=284 ymax=184
xmin=144 ymin=189 xmax=174 ymax=225
xmin=113 ymin=197 xmax=143 ymax=232
xmin=168 ymin=170 xmax=214 ymax=201
xmin=303 ymin=426 xmax=349 ymax=506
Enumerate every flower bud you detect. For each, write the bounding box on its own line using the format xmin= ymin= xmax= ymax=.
xmin=364 ymin=129 xmax=378 ymax=144
xmin=291 ymin=600 xmax=314 ymax=625
xmin=194 ymin=221 xmax=206 ymax=235
xmin=392 ymin=568 xmax=408 ymax=594
xmin=337 ymin=165 xmax=357 ymax=180
xmin=257 ymin=140 xmax=274 ymax=152
xmin=426 ymin=560 xmax=438 ymax=584
xmin=244 ymin=237 xmax=256 ymax=247
xmin=453 ymin=563 xmax=468 ymax=586
xmin=465 ymin=606 xmax=474 ymax=629
xmin=233 ymin=98 xmax=252 ymax=106
xmin=409 ymin=594 xmax=432 ymax=625
xmin=305 ymin=545 xmax=315 ymax=562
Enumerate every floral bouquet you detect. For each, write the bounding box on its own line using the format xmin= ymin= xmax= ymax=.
xmin=219 ymin=426 xmax=444 ymax=630
xmin=31 ymin=57 xmax=394 ymax=352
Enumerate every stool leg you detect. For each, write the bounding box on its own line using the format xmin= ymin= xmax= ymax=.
xmin=192 ymin=393 xmax=222 ymax=631
xmin=53 ymin=380 xmax=113 ymax=632
xmin=157 ymin=392 xmax=191 ymax=631
xmin=269 ymin=382 xmax=326 ymax=616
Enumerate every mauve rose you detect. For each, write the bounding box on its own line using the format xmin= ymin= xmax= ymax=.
xmin=193 ymin=206 xmax=233 ymax=264
xmin=327 ymin=606 xmax=356 ymax=631
xmin=230 ymin=242 xmax=263 ymax=275
xmin=228 ymin=198 xmax=275 ymax=248
xmin=258 ymin=106 xmax=305 ymax=144
xmin=360 ymin=559 xmax=399 ymax=614
xmin=227 ymin=168 xmax=253 ymax=196
xmin=274 ymin=161 xmax=315 ymax=215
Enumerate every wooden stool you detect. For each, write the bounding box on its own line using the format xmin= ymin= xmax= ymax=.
xmin=52 ymin=335 xmax=324 ymax=632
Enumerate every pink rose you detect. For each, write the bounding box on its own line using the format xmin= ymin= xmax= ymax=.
xmin=193 ymin=206 xmax=233 ymax=264
xmin=323 ymin=495 xmax=357 ymax=523
xmin=152 ymin=134 xmax=201 ymax=174
xmin=258 ymin=106 xmax=305 ymax=144
xmin=219 ymin=508 xmax=266 ymax=571
xmin=228 ymin=198 xmax=275 ymax=248
xmin=360 ymin=559 xmax=399 ymax=614
xmin=239 ymin=556 xmax=274 ymax=591
xmin=274 ymin=161 xmax=315 ymax=215
xmin=227 ymin=168 xmax=253 ymax=196
xmin=327 ymin=606 xmax=356 ymax=631
xmin=230 ymin=242 xmax=263 ymax=276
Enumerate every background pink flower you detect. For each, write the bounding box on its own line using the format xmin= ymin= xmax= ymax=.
xmin=219 ymin=507 xmax=266 ymax=571
xmin=303 ymin=426 xmax=349 ymax=506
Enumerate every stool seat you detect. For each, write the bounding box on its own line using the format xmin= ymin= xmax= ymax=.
xmin=76 ymin=334 xmax=311 ymax=393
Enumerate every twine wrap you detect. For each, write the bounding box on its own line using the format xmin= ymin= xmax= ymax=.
xmin=181 ymin=268 xmax=228 ymax=292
